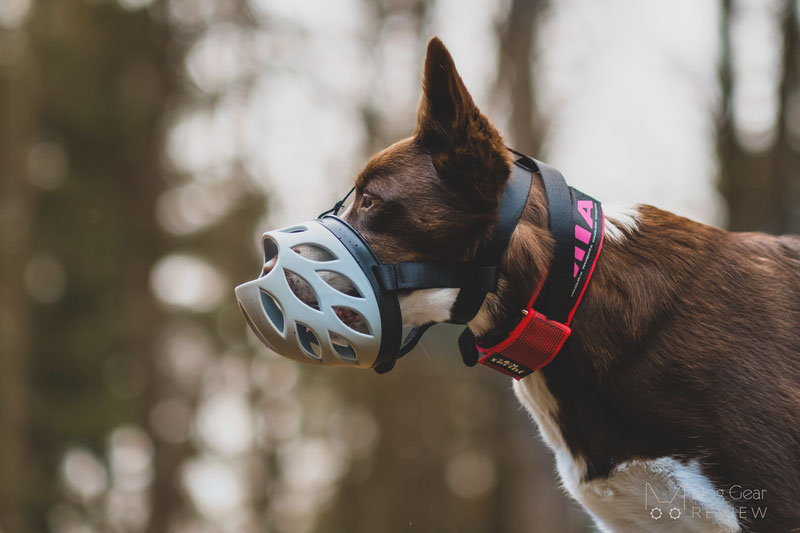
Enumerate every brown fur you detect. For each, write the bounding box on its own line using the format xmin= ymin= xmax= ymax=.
xmin=556 ymin=208 xmax=800 ymax=533
xmin=343 ymin=37 xmax=800 ymax=532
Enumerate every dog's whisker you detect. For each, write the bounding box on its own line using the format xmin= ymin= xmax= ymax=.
xmin=417 ymin=337 xmax=433 ymax=363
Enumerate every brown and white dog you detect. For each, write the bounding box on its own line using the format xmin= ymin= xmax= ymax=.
xmin=336 ymin=37 xmax=800 ymax=532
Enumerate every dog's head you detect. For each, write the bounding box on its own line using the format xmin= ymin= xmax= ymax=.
xmin=239 ymin=37 xmax=554 ymax=366
xmin=339 ymin=38 xmax=552 ymax=335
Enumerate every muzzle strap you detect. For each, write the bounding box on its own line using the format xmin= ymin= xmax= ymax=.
xmin=449 ymin=159 xmax=533 ymax=323
xmin=532 ymin=158 xmax=575 ymax=323
xmin=373 ymin=263 xmax=497 ymax=293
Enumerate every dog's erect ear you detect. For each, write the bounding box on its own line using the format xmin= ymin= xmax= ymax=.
xmin=415 ymin=37 xmax=510 ymax=204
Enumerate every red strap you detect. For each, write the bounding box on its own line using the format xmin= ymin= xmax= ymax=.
xmin=477 ymin=217 xmax=605 ymax=379
xmin=477 ymin=310 xmax=571 ymax=378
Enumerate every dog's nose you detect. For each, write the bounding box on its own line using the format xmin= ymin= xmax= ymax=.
xmin=261 ymin=257 xmax=277 ymax=277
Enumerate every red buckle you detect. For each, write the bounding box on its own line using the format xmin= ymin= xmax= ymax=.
xmin=477 ymin=309 xmax=571 ymax=379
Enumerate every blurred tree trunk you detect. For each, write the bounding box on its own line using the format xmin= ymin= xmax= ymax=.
xmin=494 ymin=0 xmax=547 ymax=151
xmin=108 ymin=4 xmax=186 ymax=529
xmin=718 ymin=0 xmax=800 ymax=234
xmin=0 ymin=26 xmax=39 ymax=533
xmin=19 ymin=1 xmax=187 ymax=529
xmin=772 ymin=0 xmax=800 ymax=233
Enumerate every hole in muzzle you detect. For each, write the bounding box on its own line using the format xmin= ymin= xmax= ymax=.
xmin=259 ymin=289 xmax=284 ymax=333
xmin=279 ymin=225 xmax=308 ymax=234
xmin=296 ymin=322 xmax=320 ymax=359
xmin=261 ymin=237 xmax=279 ymax=277
xmin=316 ymin=270 xmax=362 ymax=298
xmin=291 ymin=244 xmax=335 ymax=262
xmin=332 ymin=306 xmax=370 ymax=335
xmin=329 ymin=331 xmax=356 ymax=361
xmin=263 ymin=236 xmax=278 ymax=263
xmin=285 ymin=269 xmax=320 ymax=310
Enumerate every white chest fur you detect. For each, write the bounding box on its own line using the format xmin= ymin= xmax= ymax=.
xmin=512 ymin=375 xmax=742 ymax=533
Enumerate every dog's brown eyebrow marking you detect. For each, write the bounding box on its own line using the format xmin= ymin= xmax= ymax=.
xmin=355 ymin=157 xmax=387 ymax=189
xmin=356 ymin=139 xmax=417 ymax=190
xmin=356 ymin=168 xmax=394 ymax=191
xmin=355 ymin=172 xmax=396 ymax=203
xmin=355 ymin=168 xmax=376 ymax=190
xmin=356 ymin=155 xmax=394 ymax=189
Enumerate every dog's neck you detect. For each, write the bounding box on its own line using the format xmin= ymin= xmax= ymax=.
xmin=469 ymin=174 xmax=699 ymax=379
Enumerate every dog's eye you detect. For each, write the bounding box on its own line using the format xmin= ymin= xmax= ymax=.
xmin=361 ymin=193 xmax=378 ymax=210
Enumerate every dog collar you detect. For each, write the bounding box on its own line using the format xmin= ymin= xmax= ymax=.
xmin=472 ymin=154 xmax=604 ymax=379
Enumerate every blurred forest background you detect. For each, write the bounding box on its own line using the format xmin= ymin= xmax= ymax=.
xmin=1 ymin=0 xmax=799 ymax=532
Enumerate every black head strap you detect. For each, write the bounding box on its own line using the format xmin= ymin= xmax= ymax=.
xmin=505 ymin=150 xmax=574 ymax=322
xmin=373 ymin=263 xmax=497 ymax=293
xmin=449 ymin=159 xmax=533 ymax=323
